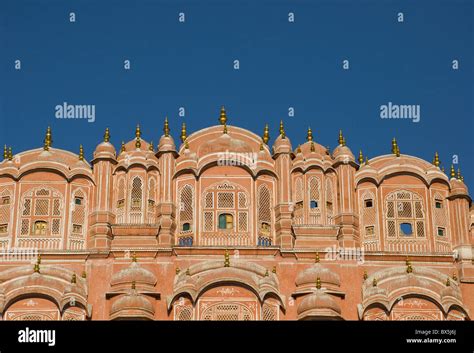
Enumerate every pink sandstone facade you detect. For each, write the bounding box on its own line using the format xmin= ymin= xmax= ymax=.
xmin=0 ymin=107 xmax=473 ymax=321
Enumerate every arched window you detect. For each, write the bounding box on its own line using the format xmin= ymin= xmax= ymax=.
xmin=0 ymin=189 xmax=12 ymax=235
xmin=361 ymin=191 xmax=377 ymax=238
xmin=325 ymin=178 xmax=334 ymax=225
xmin=258 ymin=185 xmax=271 ymax=232
xmin=385 ymin=190 xmax=425 ymax=238
xmin=70 ymin=189 xmax=86 ymax=236
xmin=218 ymin=213 xmax=233 ymax=230
xmin=34 ymin=221 xmax=47 ymax=235
xmin=129 ymin=177 xmax=143 ymax=224
xmin=179 ymin=184 xmax=194 ymax=235
xmin=433 ymin=193 xmax=448 ymax=238
xmin=308 ymin=176 xmax=321 ymax=224
xmin=147 ymin=178 xmax=156 ymax=223
xmin=115 ymin=177 xmax=126 ymax=224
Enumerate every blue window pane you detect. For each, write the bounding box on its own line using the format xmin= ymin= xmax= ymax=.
xmin=310 ymin=200 xmax=318 ymax=209
xmin=400 ymin=223 xmax=413 ymax=235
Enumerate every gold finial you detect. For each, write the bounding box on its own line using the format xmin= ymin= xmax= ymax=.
xmin=396 ymin=145 xmax=400 ymax=157
xmin=406 ymin=257 xmax=413 ymax=273
xmin=78 ymin=145 xmax=84 ymax=161
xmin=296 ymin=145 xmax=301 ymax=154
xmin=104 ymin=128 xmax=110 ymax=142
xmin=33 ymin=262 xmax=40 ymax=273
xmin=37 ymin=254 xmax=41 ymax=264
xmin=3 ymin=145 xmax=7 ymax=160
xmin=186 ymin=268 xmax=190 ymax=276
xmin=441 ymin=166 xmax=445 ymax=173
xmin=71 ymin=273 xmax=77 ymax=284
xmin=218 ymin=106 xmax=227 ymax=125
xmin=184 ymin=140 xmax=189 ymax=149
xmin=8 ymin=147 xmax=12 ymax=160
xmin=272 ymin=266 xmax=277 ymax=274
xmin=132 ymin=280 xmax=136 ymax=290
xmin=372 ymin=277 xmax=377 ymax=287
xmin=262 ymin=124 xmax=270 ymax=144
xmin=391 ymin=138 xmax=398 ymax=154
xmin=120 ymin=141 xmax=126 ymax=153
xmin=223 ymin=123 xmax=228 ymax=134
xmin=175 ymin=267 xmax=181 ymax=275
xmin=44 ymin=126 xmax=52 ymax=149
xmin=450 ymin=165 xmax=456 ymax=178
xmin=149 ymin=141 xmax=154 ymax=152
xmin=135 ymin=124 xmax=141 ymax=139
xmin=224 ymin=249 xmax=230 ymax=267
xmin=307 ymin=127 xmax=313 ymax=142
xmin=457 ymin=168 xmax=462 ymax=180
xmin=365 ymin=156 xmax=369 ymax=165
xmin=433 ymin=152 xmax=440 ymax=167
xmin=452 ymin=272 xmax=458 ymax=281
xmin=265 ymin=269 xmax=269 ymax=277
xmin=132 ymin=251 xmax=137 ymax=262
xmin=180 ymin=122 xmax=187 ymax=143
xmin=81 ymin=271 xmax=87 ymax=279
xmin=338 ymin=130 xmax=344 ymax=145
xmin=446 ymin=277 xmax=451 ymax=287
xmin=315 ymin=252 xmax=320 ymax=263
xmin=279 ymin=120 xmax=285 ymax=138
xmin=163 ymin=117 xmax=170 ymax=137
xmin=310 ymin=141 xmax=315 ymax=152
xmin=316 ymin=277 xmax=321 ymax=290
xmin=259 ymin=142 xmax=264 ymax=151
xmin=135 ymin=138 xmax=141 ymax=149
xmin=363 ymin=270 xmax=368 ymax=281
xmin=358 ymin=150 xmax=364 ymax=164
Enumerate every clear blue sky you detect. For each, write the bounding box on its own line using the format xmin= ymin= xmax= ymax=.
xmin=1 ymin=0 xmax=473 ymax=188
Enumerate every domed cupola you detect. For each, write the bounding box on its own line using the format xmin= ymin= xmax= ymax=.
xmin=93 ymin=128 xmax=116 ymax=160
xmin=272 ymin=120 xmax=293 ymax=156
xmin=295 ymin=253 xmax=341 ymax=293
xmin=109 ymin=282 xmax=155 ymax=320
xmin=110 ymin=254 xmax=157 ymax=290
xmin=296 ymin=284 xmax=342 ymax=320
xmin=449 ymin=165 xmax=469 ymax=196
xmin=158 ymin=117 xmax=177 ymax=153
xmin=333 ymin=130 xmax=355 ymax=163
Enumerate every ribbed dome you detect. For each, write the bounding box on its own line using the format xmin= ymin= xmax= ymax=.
xmin=158 ymin=135 xmax=176 ymax=152
xmin=297 ymin=290 xmax=341 ymax=316
xmin=273 ymin=134 xmax=292 ymax=154
xmin=110 ymin=261 xmax=157 ymax=287
xmin=110 ymin=292 xmax=155 ymax=317
xmin=94 ymin=141 xmax=116 ymax=156
xmin=295 ymin=263 xmax=341 ymax=287
xmin=333 ymin=144 xmax=354 ymax=161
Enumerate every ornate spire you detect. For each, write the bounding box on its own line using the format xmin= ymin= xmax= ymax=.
xmin=446 ymin=277 xmax=451 ymax=287
xmin=33 ymin=262 xmax=40 ymax=273
xmin=262 ymin=124 xmax=270 ymax=144
xmin=406 ymin=257 xmax=413 ymax=273
xmin=338 ymin=130 xmax=344 ymax=145
xmin=259 ymin=142 xmax=264 ymax=151
xmin=316 ymin=277 xmax=321 ymax=290
xmin=279 ymin=120 xmax=285 ymax=138
xmin=363 ymin=270 xmax=368 ymax=281
xmin=8 ymin=147 xmax=12 ymax=161
xmin=391 ymin=137 xmax=397 ymax=154
xmin=148 ymin=141 xmax=154 ymax=152
xmin=71 ymin=273 xmax=77 ymax=284
xmin=310 ymin=142 xmax=315 ymax=152
xmin=315 ymin=252 xmax=320 ymax=263
xmin=457 ymin=168 xmax=462 ymax=180
xmin=163 ymin=117 xmax=170 ymax=137
xmin=78 ymin=145 xmax=84 ymax=161
xmin=104 ymin=128 xmax=110 ymax=142
xmin=223 ymin=123 xmax=228 ymax=134
xmin=135 ymin=125 xmax=141 ymax=139
xmin=224 ymin=249 xmax=230 ymax=267
xmin=365 ymin=156 xmax=369 ymax=165
xmin=450 ymin=165 xmax=456 ymax=178
xmin=307 ymin=127 xmax=313 ymax=142
xmin=265 ymin=269 xmax=269 ymax=277
xmin=184 ymin=140 xmax=189 ymax=149
xmin=358 ymin=150 xmax=364 ymax=164
xmin=218 ymin=106 xmax=227 ymax=125
xmin=180 ymin=122 xmax=187 ymax=143
xmin=272 ymin=266 xmax=277 ymax=274
xmin=372 ymin=277 xmax=377 ymax=287
xmin=3 ymin=145 xmax=7 ymax=160
xmin=135 ymin=138 xmax=141 ymax=149
xmin=433 ymin=152 xmax=440 ymax=167
xmin=120 ymin=141 xmax=126 ymax=153
xmin=44 ymin=126 xmax=52 ymax=149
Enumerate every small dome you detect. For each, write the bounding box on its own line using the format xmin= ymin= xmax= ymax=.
xmin=110 ymin=292 xmax=155 ymax=319
xmin=450 ymin=177 xmax=468 ymax=195
xmin=333 ymin=144 xmax=354 ymax=162
xmin=273 ymin=134 xmax=292 ymax=154
xmin=94 ymin=141 xmax=116 ymax=156
xmin=297 ymin=290 xmax=341 ymax=318
xmin=158 ymin=134 xmax=176 ymax=152
xmin=295 ymin=263 xmax=341 ymax=287
xmin=110 ymin=261 xmax=157 ymax=288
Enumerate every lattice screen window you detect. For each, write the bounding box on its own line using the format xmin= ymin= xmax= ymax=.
xmin=19 ymin=187 xmax=63 ymax=236
xmin=262 ymin=303 xmax=278 ymax=321
xmin=175 ymin=305 xmax=193 ymax=321
xmin=258 ymin=185 xmax=272 ymax=236
xmin=0 ymin=189 xmax=12 ymax=234
xmin=201 ymin=303 xmax=253 ymax=321
xmin=433 ymin=193 xmax=448 ymax=237
xmin=147 ymin=178 xmax=156 ymax=223
xmin=130 ymin=177 xmax=143 ymax=211
xmin=385 ymin=190 xmax=425 ymax=238
xmin=179 ymin=184 xmax=194 ymax=233
xmin=294 ymin=177 xmax=303 ymax=203
xmin=201 ymin=181 xmax=250 ymax=236
xmin=71 ymin=190 xmax=86 ymax=236
xmin=325 ymin=179 xmax=334 ymax=225
xmin=361 ymin=191 xmax=376 ymax=238
xmin=115 ymin=178 xmax=126 ymax=223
